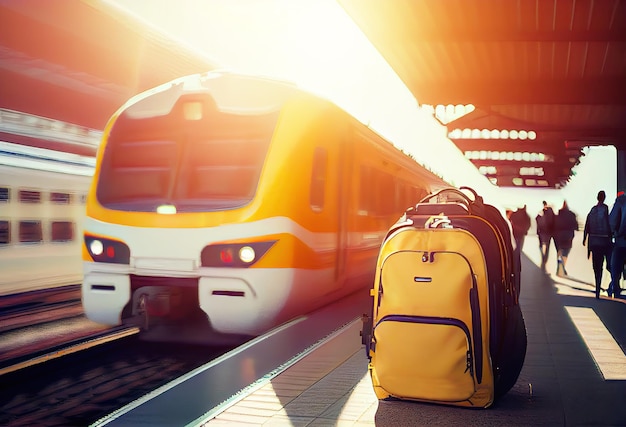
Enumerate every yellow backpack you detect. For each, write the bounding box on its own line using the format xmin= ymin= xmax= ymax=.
xmin=362 ymin=187 xmax=526 ymax=408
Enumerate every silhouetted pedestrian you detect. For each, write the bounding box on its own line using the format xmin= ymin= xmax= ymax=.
xmin=536 ymin=201 xmax=555 ymax=272
xmin=510 ymin=205 xmax=531 ymax=258
xmin=554 ymin=201 xmax=578 ymax=276
xmin=583 ymin=190 xmax=612 ymax=298
xmin=609 ymin=190 xmax=626 ymax=298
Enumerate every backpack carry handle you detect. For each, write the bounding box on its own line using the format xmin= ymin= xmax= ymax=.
xmin=418 ymin=187 xmax=476 ymax=207
xmin=460 ymin=186 xmax=484 ymax=204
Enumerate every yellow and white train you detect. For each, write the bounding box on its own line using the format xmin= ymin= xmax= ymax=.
xmin=82 ymin=71 xmax=448 ymax=344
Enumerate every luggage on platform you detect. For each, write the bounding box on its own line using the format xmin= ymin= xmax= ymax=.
xmin=362 ymin=186 xmax=527 ymax=408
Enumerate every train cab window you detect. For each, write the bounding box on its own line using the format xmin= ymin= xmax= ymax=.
xmin=97 ymin=109 xmax=279 ymax=212
xmin=181 ymin=136 xmax=268 ymax=203
xmin=0 ymin=220 xmax=9 ymax=244
xmin=19 ymin=220 xmax=42 ymax=243
xmin=0 ymin=187 xmax=9 ymax=202
xmin=51 ymin=221 xmax=74 ymax=242
xmin=310 ymin=147 xmax=327 ymax=211
xmin=19 ymin=190 xmax=41 ymax=203
xmin=50 ymin=192 xmax=71 ymax=204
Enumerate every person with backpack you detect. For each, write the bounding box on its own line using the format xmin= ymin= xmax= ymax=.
xmin=536 ymin=201 xmax=555 ymax=272
xmin=609 ymin=190 xmax=626 ymax=298
xmin=583 ymin=190 xmax=613 ymax=298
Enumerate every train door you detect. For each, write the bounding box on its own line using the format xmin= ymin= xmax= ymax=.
xmin=334 ymin=126 xmax=352 ymax=288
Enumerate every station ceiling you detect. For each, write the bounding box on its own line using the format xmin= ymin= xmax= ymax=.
xmin=339 ymin=0 xmax=626 ymax=188
xmin=0 ymin=0 xmax=217 ymax=154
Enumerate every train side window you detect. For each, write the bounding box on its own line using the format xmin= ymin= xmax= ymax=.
xmin=371 ymin=169 xmax=382 ymax=215
xmin=358 ymin=165 xmax=374 ymax=215
xmin=0 ymin=187 xmax=9 ymax=202
xmin=310 ymin=147 xmax=327 ymax=212
xmin=51 ymin=221 xmax=74 ymax=242
xmin=19 ymin=220 xmax=42 ymax=243
xmin=377 ymin=170 xmax=395 ymax=216
xmin=397 ymin=181 xmax=409 ymax=211
xmin=414 ymin=186 xmax=428 ymax=204
xmin=0 ymin=220 xmax=9 ymax=244
xmin=413 ymin=186 xmax=427 ymax=203
xmin=50 ymin=192 xmax=71 ymax=204
xmin=405 ymin=184 xmax=414 ymax=207
xmin=19 ymin=190 xmax=41 ymax=203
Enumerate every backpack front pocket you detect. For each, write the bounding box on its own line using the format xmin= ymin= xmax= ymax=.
xmin=374 ymin=315 xmax=476 ymax=402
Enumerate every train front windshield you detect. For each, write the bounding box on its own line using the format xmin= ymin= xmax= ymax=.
xmin=96 ymin=95 xmax=280 ymax=212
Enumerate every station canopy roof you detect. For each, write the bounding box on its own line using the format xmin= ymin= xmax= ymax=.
xmin=339 ymin=0 xmax=626 ymax=188
xmin=1 ymin=1 xmax=624 ymax=188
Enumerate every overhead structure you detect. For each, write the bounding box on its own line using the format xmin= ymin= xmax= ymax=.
xmin=339 ymin=0 xmax=626 ymax=188
xmin=0 ymin=0 xmax=218 ymax=154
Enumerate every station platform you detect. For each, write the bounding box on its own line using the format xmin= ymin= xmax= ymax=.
xmin=202 ymin=232 xmax=626 ymax=426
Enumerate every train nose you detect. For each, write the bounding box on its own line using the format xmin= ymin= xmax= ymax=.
xmin=133 ymin=288 xmax=186 ymax=319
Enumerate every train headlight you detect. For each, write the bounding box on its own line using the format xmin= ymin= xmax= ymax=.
xmin=201 ymin=240 xmax=276 ymax=268
xmin=85 ymin=234 xmax=130 ymax=264
xmin=156 ymin=204 xmax=177 ymax=214
xmin=239 ymin=246 xmax=255 ymax=263
xmin=90 ymin=239 xmax=104 ymax=256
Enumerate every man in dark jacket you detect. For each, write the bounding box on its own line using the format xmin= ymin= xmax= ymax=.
xmin=609 ymin=190 xmax=626 ymax=298
xmin=583 ymin=190 xmax=612 ymax=298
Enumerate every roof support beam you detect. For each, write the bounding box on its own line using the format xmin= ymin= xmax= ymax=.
xmin=412 ymin=78 xmax=626 ymax=105
xmin=452 ymin=139 xmax=568 ymax=155
xmin=470 ymin=159 xmax=575 ymax=169
xmin=448 ymin=117 xmax=626 ymax=141
xmin=400 ymin=29 xmax=626 ymax=43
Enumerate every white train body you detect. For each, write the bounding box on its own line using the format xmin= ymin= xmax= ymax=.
xmin=0 ymin=141 xmax=94 ymax=295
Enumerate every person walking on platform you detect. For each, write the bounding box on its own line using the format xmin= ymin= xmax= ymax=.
xmin=510 ymin=205 xmax=531 ymax=259
xmin=583 ymin=190 xmax=613 ymax=298
xmin=536 ymin=201 xmax=555 ymax=272
xmin=554 ymin=200 xmax=578 ymax=277
xmin=609 ymin=190 xmax=626 ymax=298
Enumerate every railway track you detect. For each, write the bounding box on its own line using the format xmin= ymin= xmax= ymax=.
xmin=0 ymin=285 xmax=229 ymax=426
xmin=0 ymin=284 xmax=116 ymax=372
xmin=0 ymin=334 xmax=226 ymax=426
xmin=0 ymin=325 xmax=139 ymax=376
xmin=0 ymin=286 xmax=369 ymax=426
xmin=0 ymin=284 xmax=82 ymax=333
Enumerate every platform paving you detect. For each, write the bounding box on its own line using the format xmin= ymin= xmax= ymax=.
xmin=203 ymin=231 xmax=626 ymax=426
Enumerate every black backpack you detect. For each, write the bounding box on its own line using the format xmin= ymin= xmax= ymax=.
xmin=586 ymin=205 xmax=611 ymax=248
